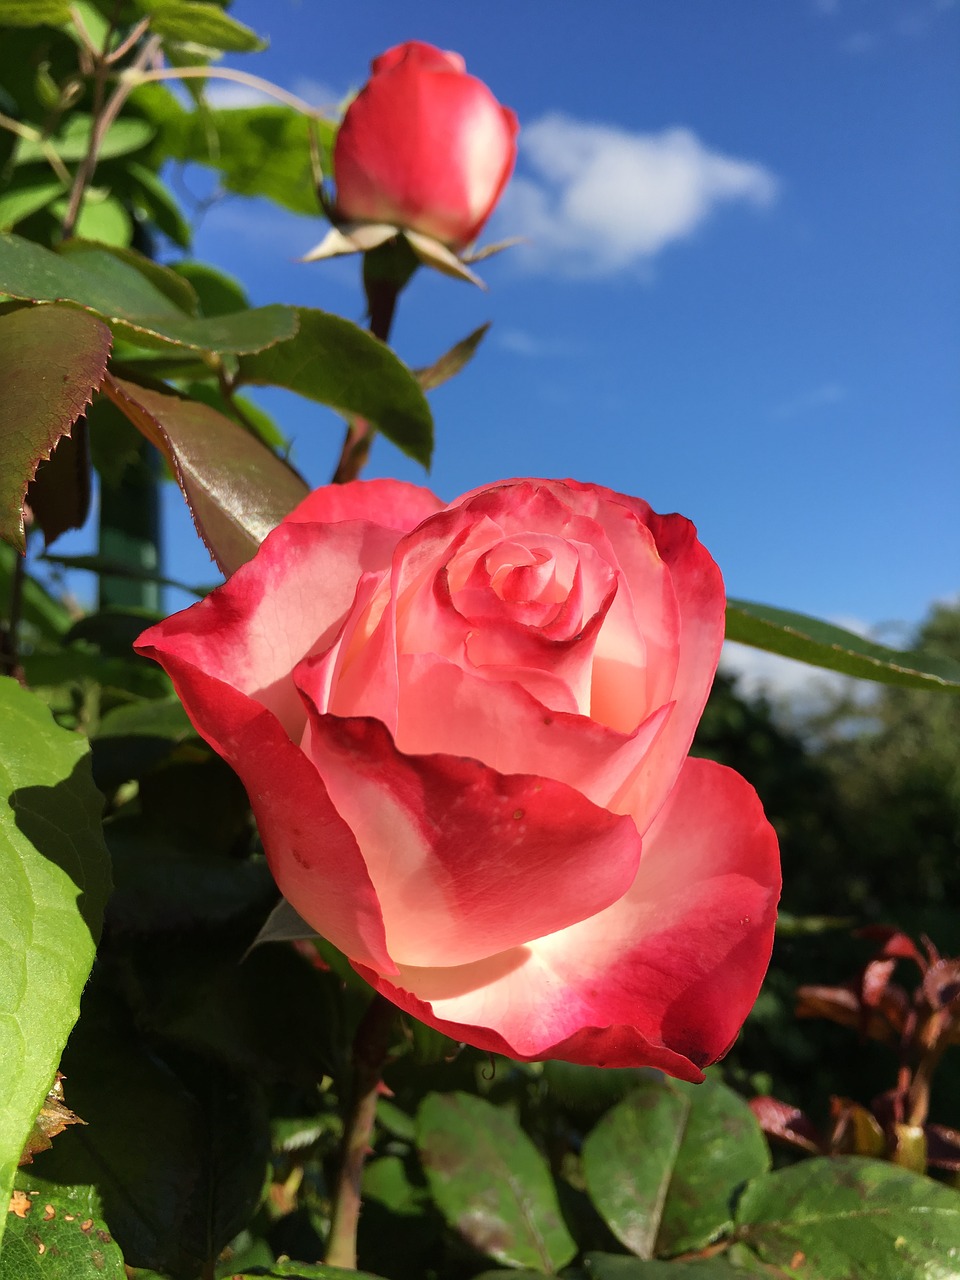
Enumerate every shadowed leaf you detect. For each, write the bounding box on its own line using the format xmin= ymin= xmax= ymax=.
xmin=0 ymin=304 xmax=110 ymax=551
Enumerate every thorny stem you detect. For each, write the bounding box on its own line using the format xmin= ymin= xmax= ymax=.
xmin=324 ymin=995 xmax=398 ymax=1270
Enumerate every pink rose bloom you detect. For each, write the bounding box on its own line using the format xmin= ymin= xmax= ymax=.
xmin=137 ymin=479 xmax=780 ymax=1082
xmin=333 ymin=41 xmax=519 ymax=249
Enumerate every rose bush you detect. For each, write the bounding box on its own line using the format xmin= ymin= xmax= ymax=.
xmin=137 ymin=478 xmax=780 ymax=1081
xmin=332 ymin=40 xmax=518 ymax=249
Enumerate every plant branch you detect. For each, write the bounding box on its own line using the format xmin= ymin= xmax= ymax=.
xmin=127 ymin=65 xmax=329 ymax=119
xmin=0 ymin=544 xmax=27 ymax=682
xmin=324 ymin=994 xmax=397 ymax=1270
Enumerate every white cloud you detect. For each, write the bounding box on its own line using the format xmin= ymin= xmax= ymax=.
xmin=720 ymin=641 xmax=853 ymax=709
xmin=291 ymin=77 xmax=343 ymax=110
xmin=496 ymin=329 xmax=574 ymax=358
xmin=499 ymin=113 xmax=777 ymax=277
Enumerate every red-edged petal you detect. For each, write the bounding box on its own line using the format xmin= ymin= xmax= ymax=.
xmin=285 ymin=478 xmax=443 ymax=531
xmin=371 ymin=41 xmax=466 ymax=76
xmin=136 ymin=518 xmax=401 ymax=740
xmin=130 ymin=645 xmax=395 ymax=974
xmin=298 ymin=711 xmax=644 ymax=970
xmin=358 ymin=758 xmax=779 ymax=1077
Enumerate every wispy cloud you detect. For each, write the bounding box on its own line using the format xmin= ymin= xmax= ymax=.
xmin=773 ymin=382 xmax=846 ymax=419
xmin=496 ymin=329 xmax=574 ymax=358
xmin=499 ymin=113 xmax=778 ymax=278
xmin=201 ymin=75 xmax=341 ymax=111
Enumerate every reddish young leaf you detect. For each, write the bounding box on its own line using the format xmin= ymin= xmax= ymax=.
xmin=749 ymin=1096 xmax=824 ymax=1155
xmin=0 ymin=304 xmax=111 ymax=551
xmin=100 ymin=374 xmax=309 ymax=575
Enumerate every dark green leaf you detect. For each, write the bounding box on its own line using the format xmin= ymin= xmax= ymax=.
xmin=132 ymin=0 xmax=266 ymax=52
xmin=155 ymin=102 xmax=333 ymax=216
xmin=0 ymin=678 xmax=111 ymax=1252
xmin=735 ymin=1156 xmax=960 ymax=1279
xmin=1 ymin=1173 xmax=124 ymax=1278
xmin=0 ymin=304 xmax=110 ymax=551
xmin=583 ymin=1256 xmax=743 ymax=1278
xmin=36 ymin=978 xmax=271 ymax=1276
xmin=173 ymin=260 xmax=248 ymax=317
xmin=582 ymin=1079 xmax=769 ymax=1260
xmin=101 ymin=374 xmax=309 ymax=574
xmin=0 ymin=233 xmax=297 ymax=353
xmin=60 ymin=240 xmax=200 ymax=315
xmin=417 ymin=1091 xmax=576 ymax=1273
xmin=417 ymin=322 xmax=490 ymax=392
xmin=238 ymin=308 xmax=434 ymax=467
xmin=0 ymin=0 xmax=71 ymax=24
xmin=726 ymin=599 xmax=960 ymax=692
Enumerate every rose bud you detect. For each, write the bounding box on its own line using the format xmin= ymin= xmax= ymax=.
xmin=333 ymin=40 xmax=518 ymax=250
xmin=137 ymin=479 xmax=780 ymax=1081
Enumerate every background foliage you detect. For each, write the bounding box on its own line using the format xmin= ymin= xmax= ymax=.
xmin=1 ymin=3 xmax=958 ymax=1277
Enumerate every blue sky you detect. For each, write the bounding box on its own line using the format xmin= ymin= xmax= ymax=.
xmin=151 ymin=0 xmax=959 ymax=677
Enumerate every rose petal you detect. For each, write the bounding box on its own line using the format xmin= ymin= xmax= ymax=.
xmin=285 ymin=477 xmax=443 ymax=531
xmin=359 ymin=757 xmax=780 ymax=1077
xmin=137 ymin=518 xmax=402 ymax=740
xmin=130 ymin=642 xmax=395 ymax=974
xmin=298 ymin=711 xmax=644 ymax=970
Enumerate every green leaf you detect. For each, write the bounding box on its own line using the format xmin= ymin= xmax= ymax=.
xmin=13 ymin=114 xmax=154 ymax=165
xmin=0 ymin=233 xmax=297 ymax=354
xmin=581 ymin=1079 xmax=769 ymax=1260
xmin=155 ymin=102 xmax=334 ymax=216
xmin=735 ymin=1156 xmax=960 ymax=1279
xmin=0 ymin=303 xmax=111 ymax=552
xmin=60 ymin=240 xmax=200 ymax=315
xmin=583 ymin=1256 xmax=743 ymax=1278
xmin=101 ymin=374 xmax=309 ymax=574
xmin=726 ymin=599 xmax=960 ymax=692
xmin=42 ymin=552 xmax=210 ymax=598
xmin=132 ymin=0 xmax=266 ymax=52
xmin=50 ymin=191 xmax=132 ymax=248
xmin=0 ymin=678 xmax=111 ymax=1252
xmin=173 ymin=260 xmax=248 ymax=317
xmin=417 ymin=322 xmax=490 ymax=392
xmin=238 ymin=309 xmax=434 ymax=467
xmin=227 ymin=1265 xmax=385 ymax=1279
xmin=0 ymin=0 xmax=71 ymax=25
xmin=0 ymin=177 xmax=65 ymax=231
xmin=416 ymin=1091 xmax=577 ymax=1273
xmin=2 ymin=1173 xmax=124 ymax=1277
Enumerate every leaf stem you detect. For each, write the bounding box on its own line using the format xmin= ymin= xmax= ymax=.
xmin=0 ymin=544 xmax=26 ymax=682
xmin=126 ymin=65 xmax=330 ymax=119
xmin=324 ymin=994 xmax=397 ymax=1270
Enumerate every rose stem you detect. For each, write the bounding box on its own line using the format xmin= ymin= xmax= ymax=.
xmin=332 ymin=236 xmax=419 ymax=484
xmin=324 ymin=992 xmax=398 ymax=1269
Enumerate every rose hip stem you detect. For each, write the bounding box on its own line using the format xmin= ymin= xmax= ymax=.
xmin=324 ymin=992 xmax=398 ymax=1269
xmin=332 ymin=237 xmax=419 ymax=484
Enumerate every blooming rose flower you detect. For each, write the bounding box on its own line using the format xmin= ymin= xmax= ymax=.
xmin=333 ymin=41 xmax=519 ymax=250
xmin=136 ymin=479 xmax=780 ymax=1081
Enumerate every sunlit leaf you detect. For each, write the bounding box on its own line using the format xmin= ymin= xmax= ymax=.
xmin=13 ymin=114 xmax=154 ymax=165
xmin=1 ymin=1173 xmax=124 ymax=1278
xmin=0 ymin=177 xmax=65 ymax=230
xmin=0 ymin=0 xmax=71 ymax=24
xmin=735 ymin=1156 xmax=960 ymax=1277
xmin=132 ymin=0 xmax=266 ymax=53
xmin=0 ymin=303 xmax=111 ymax=551
xmin=238 ymin=308 xmax=434 ymax=467
xmin=101 ymin=374 xmax=309 ymax=574
xmin=0 ymin=233 xmax=296 ymax=353
xmin=0 ymin=678 xmax=110 ymax=1251
xmin=582 ymin=1078 xmax=769 ymax=1259
xmin=726 ymin=599 xmax=960 ymax=692
xmin=417 ymin=323 xmax=490 ymax=392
